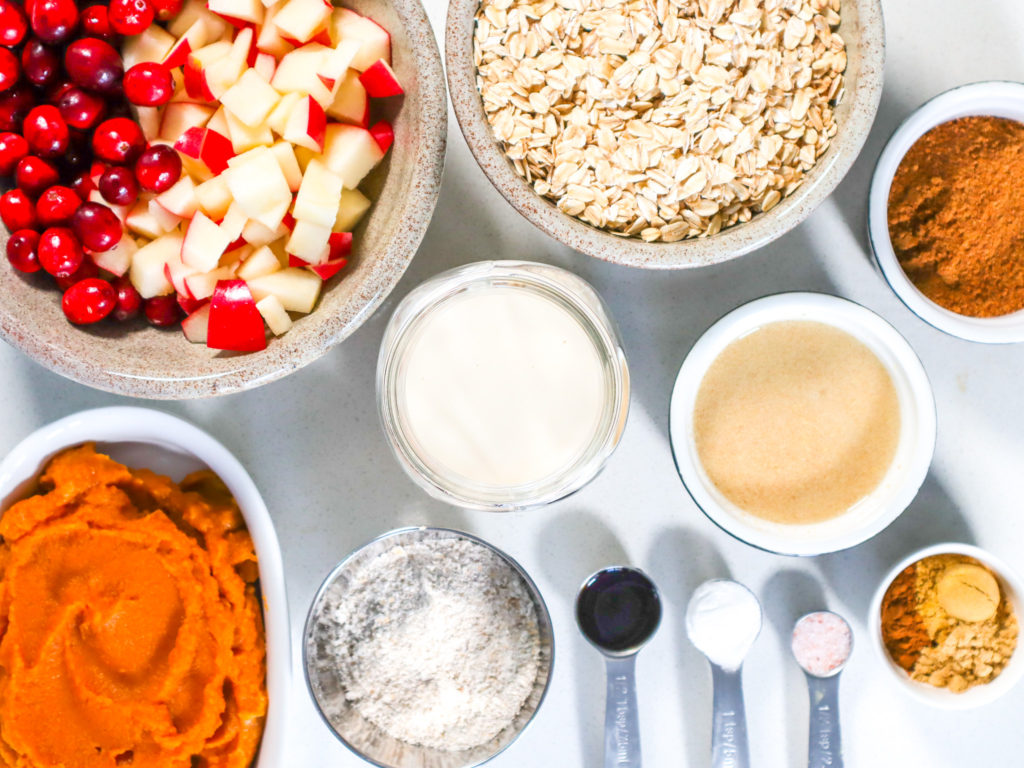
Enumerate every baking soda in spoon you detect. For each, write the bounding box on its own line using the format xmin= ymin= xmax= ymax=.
xmin=687 ymin=580 xmax=762 ymax=768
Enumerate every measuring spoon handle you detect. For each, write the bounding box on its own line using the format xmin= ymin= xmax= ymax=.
xmin=807 ymin=674 xmax=843 ymax=768
xmin=604 ymin=655 xmax=642 ymax=768
xmin=711 ymin=665 xmax=750 ymax=768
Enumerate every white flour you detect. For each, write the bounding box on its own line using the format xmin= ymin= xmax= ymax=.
xmin=325 ymin=538 xmax=541 ymax=751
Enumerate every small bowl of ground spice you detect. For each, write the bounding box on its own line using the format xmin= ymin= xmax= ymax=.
xmin=870 ymin=542 xmax=1024 ymax=709
xmin=303 ymin=526 xmax=554 ymax=767
xmin=869 ymin=81 xmax=1024 ymax=342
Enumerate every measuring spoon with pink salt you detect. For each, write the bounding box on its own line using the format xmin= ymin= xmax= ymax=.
xmin=791 ymin=611 xmax=853 ymax=768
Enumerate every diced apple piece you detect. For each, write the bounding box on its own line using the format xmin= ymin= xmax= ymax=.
xmin=168 ymin=0 xmax=228 ymax=38
xmin=293 ymin=159 xmax=343 ymax=228
xmin=207 ymin=279 xmax=267 ymax=351
xmin=225 ymin=108 xmax=275 ymax=153
xmin=309 ymin=256 xmax=347 ymax=281
xmin=327 ymin=231 xmax=352 ymax=259
xmin=220 ymin=201 xmax=248 ymax=241
xmin=325 ymin=69 xmax=368 ymax=126
xmin=88 ymin=190 xmax=130 ymax=222
xmin=182 ymin=303 xmax=212 ymax=343
xmin=155 ymin=175 xmax=199 ymax=218
xmin=369 ymin=120 xmax=394 ymax=153
xmin=221 ymin=68 xmax=282 ymax=128
xmin=225 ymin=146 xmax=292 ymax=220
xmin=283 ymin=95 xmax=326 ymax=152
xmin=183 ymin=40 xmax=233 ymax=101
xmin=271 ymin=44 xmax=333 ymax=105
xmin=317 ymin=38 xmax=360 ymax=89
xmin=359 ymin=58 xmax=403 ymax=98
xmin=159 ymin=102 xmax=214 ymax=140
xmin=335 ymin=187 xmax=371 ymax=231
xmin=204 ymin=54 xmax=247 ymax=100
xmin=126 ymin=200 xmax=167 ymax=239
xmin=164 ymin=253 xmax=199 ymax=295
xmin=182 ymin=211 xmax=233 ymax=271
xmin=253 ymin=51 xmax=276 ymax=81
xmin=253 ymin=197 xmax=291 ymax=231
xmin=123 ymin=25 xmax=176 ymax=68
xmin=247 ymin=268 xmax=321 ymax=313
xmin=184 ymin=265 xmax=234 ymax=300
xmin=256 ymin=2 xmax=293 ymax=56
xmin=321 ymin=123 xmax=384 ymax=188
xmin=236 ymin=245 xmax=281 ymax=280
xmin=220 ymin=244 xmax=250 ymax=269
xmin=241 ymin=217 xmax=288 ymax=247
xmin=269 ymin=141 xmax=302 ymax=190
xmin=285 ymin=219 xmax=330 ymax=263
xmin=206 ymin=107 xmax=230 ymax=138
xmin=208 ymin=0 xmax=263 ymax=25
xmin=266 ymin=91 xmax=301 ymax=136
xmin=149 ymin=198 xmax=183 ymax=231
xmin=271 ymin=0 xmax=330 ymax=44
xmin=89 ymin=234 xmax=137 ymax=276
xmin=164 ymin=18 xmax=212 ymax=69
xmin=256 ymin=294 xmax=292 ymax=335
xmin=130 ymin=233 xmax=184 ymax=297
xmin=195 ymin=175 xmax=233 ymax=219
xmin=330 ymin=8 xmax=390 ymax=71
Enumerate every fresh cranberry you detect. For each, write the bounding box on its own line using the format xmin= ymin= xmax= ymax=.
xmin=68 ymin=167 xmax=94 ymax=197
xmin=71 ymin=200 xmax=121 ymax=251
xmin=0 ymin=130 xmax=28 ymax=174
xmin=0 ymin=0 xmax=28 ymax=46
xmin=0 ymin=47 xmax=19 ymax=93
xmin=56 ymin=86 xmax=106 ymax=129
xmin=37 ymin=226 xmax=83 ymax=277
xmin=54 ymin=253 xmax=98 ymax=289
xmin=80 ymin=4 xmax=115 ymax=39
xmin=14 ymin=155 xmax=58 ymax=196
xmin=144 ymin=294 xmax=180 ymax=327
xmin=98 ymin=164 xmax=138 ymax=205
xmin=133 ymin=143 xmax=180 ymax=192
xmin=62 ymin=277 xmax=115 ymax=323
xmin=149 ymin=0 xmax=181 ymax=21
xmin=0 ymin=85 xmax=34 ymax=130
xmin=35 ymin=184 xmax=79 ymax=226
xmin=0 ymin=188 xmax=37 ymax=230
xmin=29 ymin=0 xmax=77 ymax=45
xmin=64 ymin=37 xmax=122 ymax=95
xmin=107 ymin=0 xmax=153 ymax=35
xmin=123 ymin=62 xmax=172 ymax=106
xmin=20 ymin=38 xmax=58 ymax=87
xmin=112 ymin=275 xmax=142 ymax=320
xmin=5 ymin=228 xmax=41 ymax=272
xmin=46 ymin=77 xmax=75 ymax=101
xmin=91 ymin=117 xmax=144 ymax=164
xmin=22 ymin=104 xmax=69 ymax=157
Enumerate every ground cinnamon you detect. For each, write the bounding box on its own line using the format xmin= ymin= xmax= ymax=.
xmin=880 ymin=564 xmax=930 ymax=670
xmin=887 ymin=115 xmax=1024 ymax=317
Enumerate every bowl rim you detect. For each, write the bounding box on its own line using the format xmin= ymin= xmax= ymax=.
xmin=868 ymin=80 xmax=1024 ymax=343
xmin=0 ymin=406 xmax=291 ymax=767
xmin=302 ymin=525 xmax=556 ymax=768
xmin=667 ymin=291 xmax=937 ymax=556
xmin=867 ymin=542 xmax=1024 ymax=709
xmin=444 ymin=0 xmax=885 ymax=269
xmin=0 ymin=0 xmax=448 ymax=399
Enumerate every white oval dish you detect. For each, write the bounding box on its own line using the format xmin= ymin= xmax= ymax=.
xmin=0 ymin=406 xmax=290 ymax=767
xmin=868 ymin=542 xmax=1024 ymax=709
xmin=868 ymin=80 xmax=1024 ymax=343
xmin=668 ymin=292 xmax=936 ymax=556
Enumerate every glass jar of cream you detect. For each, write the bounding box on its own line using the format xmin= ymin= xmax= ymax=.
xmin=377 ymin=261 xmax=630 ymax=511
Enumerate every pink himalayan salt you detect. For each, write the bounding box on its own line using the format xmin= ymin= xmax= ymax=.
xmin=791 ymin=611 xmax=852 ymax=677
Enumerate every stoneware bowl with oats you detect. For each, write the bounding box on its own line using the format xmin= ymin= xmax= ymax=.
xmin=0 ymin=0 xmax=447 ymax=399
xmin=446 ymin=0 xmax=884 ymax=268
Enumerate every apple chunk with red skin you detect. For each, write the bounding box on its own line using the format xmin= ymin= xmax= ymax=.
xmin=208 ymin=279 xmax=268 ymax=351
xmin=359 ymin=59 xmax=403 ymax=98
xmin=284 ymin=95 xmax=327 ymax=152
xmin=174 ymin=126 xmax=236 ymax=174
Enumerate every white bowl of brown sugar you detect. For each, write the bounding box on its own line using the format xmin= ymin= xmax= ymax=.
xmin=869 ymin=81 xmax=1024 ymax=343
xmin=668 ymin=292 xmax=936 ymax=556
xmin=869 ymin=542 xmax=1024 ymax=709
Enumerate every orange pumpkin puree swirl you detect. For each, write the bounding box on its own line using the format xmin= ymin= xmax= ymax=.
xmin=0 ymin=444 xmax=267 ymax=768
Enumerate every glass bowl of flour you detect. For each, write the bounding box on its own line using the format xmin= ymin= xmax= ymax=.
xmin=303 ymin=527 xmax=555 ymax=767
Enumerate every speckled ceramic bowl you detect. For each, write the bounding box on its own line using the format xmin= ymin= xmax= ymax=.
xmin=446 ymin=0 xmax=884 ymax=269
xmin=0 ymin=0 xmax=447 ymax=399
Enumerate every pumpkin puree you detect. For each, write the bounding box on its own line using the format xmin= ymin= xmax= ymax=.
xmin=0 ymin=445 xmax=267 ymax=768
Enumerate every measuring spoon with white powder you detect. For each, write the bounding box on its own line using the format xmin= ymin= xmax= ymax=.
xmin=686 ymin=580 xmax=762 ymax=768
xmin=576 ymin=567 xmax=662 ymax=768
xmin=791 ymin=611 xmax=853 ymax=768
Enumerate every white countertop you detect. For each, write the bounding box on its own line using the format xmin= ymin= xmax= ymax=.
xmin=2 ymin=0 xmax=1024 ymax=764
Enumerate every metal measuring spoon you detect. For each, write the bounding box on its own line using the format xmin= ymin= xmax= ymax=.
xmin=791 ymin=611 xmax=853 ymax=768
xmin=576 ymin=567 xmax=662 ymax=768
xmin=686 ymin=580 xmax=762 ymax=768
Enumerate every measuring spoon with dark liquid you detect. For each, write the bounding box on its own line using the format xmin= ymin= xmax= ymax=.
xmin=576 ymin=567 xmax=662 ymax=768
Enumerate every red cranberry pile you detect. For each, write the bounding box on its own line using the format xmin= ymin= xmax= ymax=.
xmin=0 ymin=0 xmax=182 ymax=325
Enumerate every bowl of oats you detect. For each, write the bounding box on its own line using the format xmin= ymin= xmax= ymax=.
xmin=446 ymin=0 xmax=884 ymax=268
